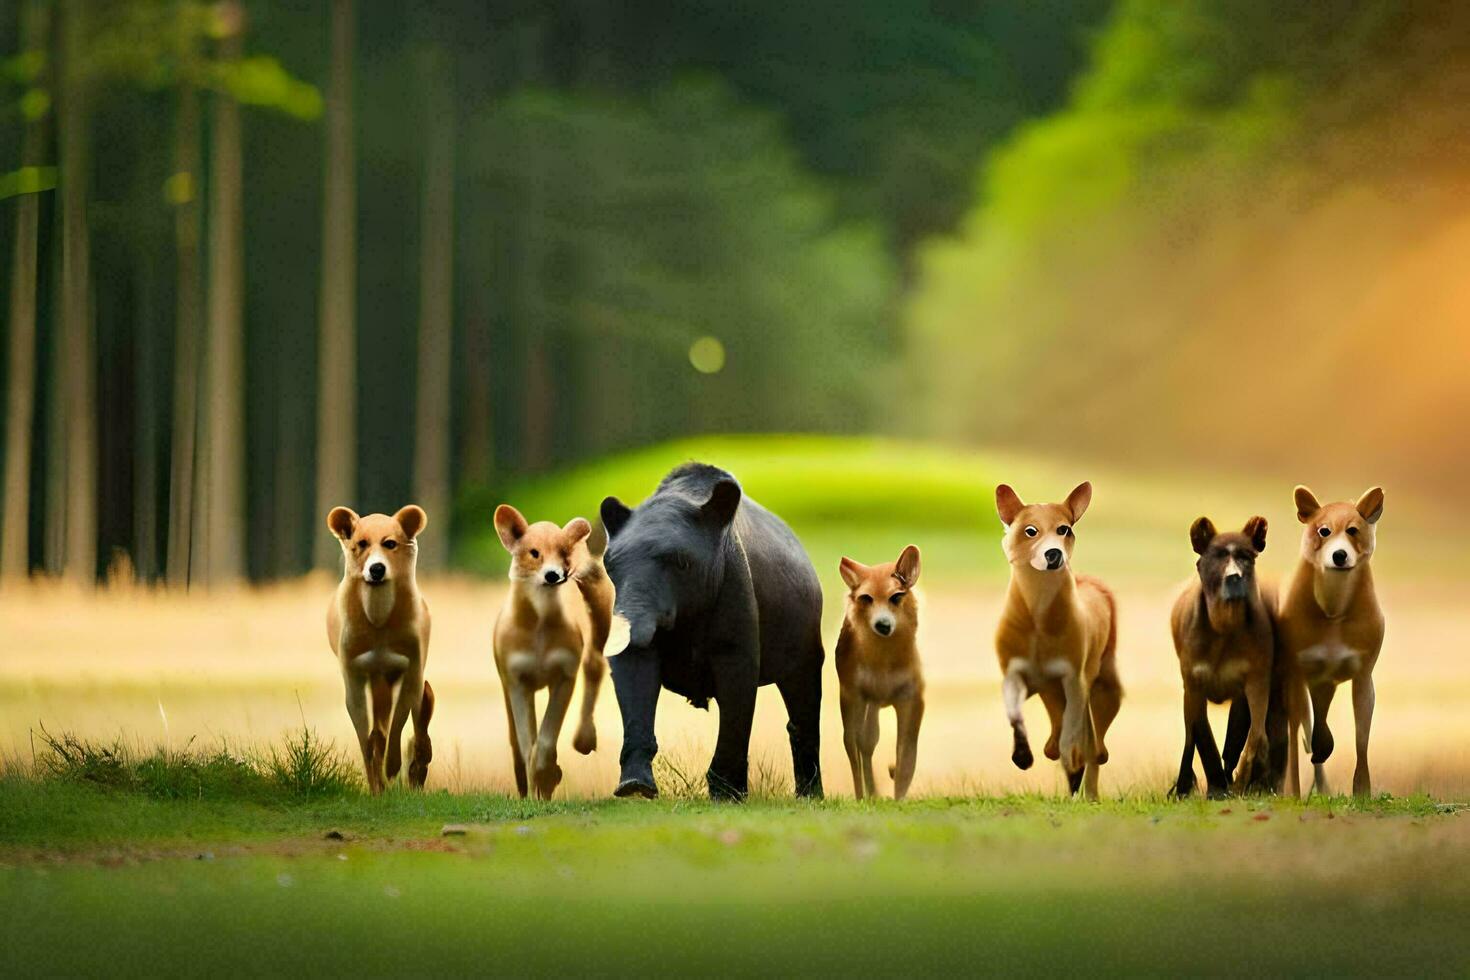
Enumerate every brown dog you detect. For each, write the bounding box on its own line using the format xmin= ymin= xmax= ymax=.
xmin=994 ymin=482 xmax=1122 ymax=800
xmin=493 ymin=505 xmax=614 ymax=799
xmin=326 ymin=505 xmax=435 ymax=794
xmin=1280 ymin=486 xmax=1385 ymax=797
xmin=835 ymin=546 xmax=925 ymax=800
xmin=1170 ymin=516 xmax=1282 ymax=797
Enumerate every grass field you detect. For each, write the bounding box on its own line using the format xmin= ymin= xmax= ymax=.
xmin=2 ymin=772 xmax=1468 ymax=976
xmin=3 ymin=435 xmax=1467 ymax=975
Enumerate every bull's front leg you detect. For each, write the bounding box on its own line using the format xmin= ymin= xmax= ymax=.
xmin=609 ymin=645 xmax=661 ymax=799
xmin=707 ymin=643 xmax=759 ymax=801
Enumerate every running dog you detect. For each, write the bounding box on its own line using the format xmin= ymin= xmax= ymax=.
xmin=835 ymin=546 xmax=925 ymax=800
xmin=492 ymin=505 xmax=614 ymax=800
xmin=1280 ymin=486 xmax=1385 ymax=797
xmin=994 ymin=482 xmax=1122 ymax=800
xmin=326 ymin=505 xmax=435 ymax=794
xmin=1170 ymin=515 xmax=1282 ymax=797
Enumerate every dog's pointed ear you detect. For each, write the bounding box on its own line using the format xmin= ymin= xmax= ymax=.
xmin=895 ymin=545 xmax=921 ymax=587
xmin=839 ymin=557 xmax=866 ymax=590
xmin=995 ymin=484 xmax=1024 ymax=527
xmin=1189 ymin=517 xmax=1217 ymax=556
xmin=327 ymin=506 xmax=359 ymax=541
xmin=701 ymin=479 xmax=741 ymax=528
xmin=1065 ymin=481 xmax=1093 ymax=523
xmin=1356 ymin=487 xmax=1384 ymax=525
xmin=394 ymin=505 xmax=427 ymax=540
xmin=601 ymin=496 xmax=632 ymax=538
xmin=1294 ymin=485 xmax=1321 ymax=524
xmin=564 ymin=517 xmax=591 ymax=546
xmin=1243 ymin=516 xmax=1268 ymax=553
xmin=494 ymin=504 xmax=529 ymax=551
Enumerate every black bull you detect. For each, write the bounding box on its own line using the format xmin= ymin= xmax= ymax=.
xmin=600 ymin=463 xmax=825 ymax=800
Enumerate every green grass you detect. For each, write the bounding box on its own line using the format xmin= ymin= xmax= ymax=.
xmin=2 ymin=758 xmax=1468 ymax=976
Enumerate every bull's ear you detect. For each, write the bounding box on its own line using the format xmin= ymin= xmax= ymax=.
xmin=839 ymin=557 xmax=866 ymax=590
xmin=494 ymin=504 xmax=528 ymax=551
xmin=394 ymin=505 xmax=427 ymax=540
xmin=601 ymin=496 xmax=632 ymax=538
xmin=1189 ymin=517 xmax=1217 ymax=556
xmin=1356 ymin=487 xmax=1384 ymax=524
xmin=702 ymin=479 xmax=741 ymax=527
xmin=1065 ymin=481 xmax=1093 ymax=523
xmin=1294 ymin=485 xmax=1320 ymax=524
xmin=895 ymin=545 xmax=921 ymax=587
xmin=1243 ymin=516 xmax=1268 ymax=553
xmin=564 ymin=517 xmax=591 ymax=546
xmin=327 ymin=506 xmax=358 ymax=541
xmin=995 ymin=484 xmax=1024 ymax=527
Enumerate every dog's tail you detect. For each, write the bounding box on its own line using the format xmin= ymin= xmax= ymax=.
xmin=574 ymin=521 xmax=614 ymax=655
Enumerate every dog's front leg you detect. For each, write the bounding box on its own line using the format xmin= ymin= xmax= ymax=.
xmin=505 ymin=679 xmax=539 ymax=795
xmin=1231 ymin=673 xmax=1270 ymax=794
xmin=1351 ymin=673 xmax=1374 ymax=797
xmin=532 ymin=674 xmax=575 ymax=799
xmin=1058 ymin=670 xmax=1089 ymax=778
xmin=385 ymin=663 xmax=424 ymax=783
xmin=1173 ymin=686 xmax=1204 ymax=798
xmin=892 ymin=695 xmax=924 ymax=801
xmin=342 ymin=669 xmax=381 ymax=794
xmin=839 ymin=689 xmax=866 ymax=799
xmin=855 ymin=700 xmax=879 ymax=798
xmin=572 ymin=650 xmax=606 ymax=756
xmin=1003 ymin=666 xmax=1033 ymax=770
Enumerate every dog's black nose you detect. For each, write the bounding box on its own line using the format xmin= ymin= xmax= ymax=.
xmin=1045 ymin=548 xmax=1063 ymax=568
xmin=875 ymin=620 xmax=893 ymax=636
xmin=544 ymin=569 xmax=561 ymax=585
xmin=1225 ymin=573 xmax=1243 ymax=586
xmin=368 ymin=562 xmax=386 ymax=581
xmin=1333 ymin=550 xmax=1349 ymax=568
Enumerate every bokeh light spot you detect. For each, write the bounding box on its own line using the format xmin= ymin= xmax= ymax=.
xmin=689 ymin=336 xmax=726 ymax=374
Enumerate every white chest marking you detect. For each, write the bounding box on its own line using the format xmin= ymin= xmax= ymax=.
xmin=351 ymin=648 xmax=411 ymax=674
xmin=507 ymin=648 xmax=580 ymax=687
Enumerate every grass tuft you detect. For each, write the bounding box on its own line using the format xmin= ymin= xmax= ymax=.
xmin=31 ymin=725 xmax=359 ymax=802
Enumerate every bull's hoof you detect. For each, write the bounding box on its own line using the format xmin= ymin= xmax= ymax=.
xmin=1311 ymin=728 xmax=1334 ymax=765
xmin=1170 ymin=772 xmax=1196 ymax=799
xmin=613 ymin=777 xmax=658 ymax=799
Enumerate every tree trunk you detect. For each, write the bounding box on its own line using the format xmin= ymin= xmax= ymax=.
xmin=166 ymin=80 xmax=202 ymax=588
xmin=57 ymin=0 xmax=97 ymax=584
xmin=194 ymin=4 xmax=246 ymax=587
xmin=314 ymin=0 xmax=357 ymax=570
xmin=1 ymin=0 xmax=49 ymax=579
xmin=412 ymin=50 xmax=454 ymax=573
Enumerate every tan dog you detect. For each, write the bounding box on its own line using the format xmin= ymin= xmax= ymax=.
xmin=493 ymin=505 xmax=614 ymax=799
xmin=326 ymin=505 xmax=435 ymax=795
xmin=994 ymin=482 xmax=1123 ymax=800
xmin=1280 ymin=486 xmax=1385 ymax=797
xmin=835 ymin=546 xmax=925 ymax=800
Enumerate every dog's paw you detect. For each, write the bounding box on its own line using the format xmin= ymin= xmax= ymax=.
xmin=1170 ymin=773 xmax=1196 ymax=799
xmin=1061 ymin=741 xmax=1086 ymax=775
xmin=1066 ymin=766 xmax=1085 ymax=796
xmin=572 ymin=724 xmax=597 ymax=756
xmin=1012 ymin=740 xmax=1034 ymax=771
xmin=1043 ymin=736 xmax=1060 ymax=761
xmin=1310 ymin=727 xmax=1334 ymax=765
xmin=1094 ymin=742 xmax=1109 ymax=766
xmin=533 ymin=763 xmax=563 ymax=800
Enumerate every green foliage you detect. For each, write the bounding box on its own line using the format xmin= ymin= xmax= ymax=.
xmin=0 ymin=164 xmax=57 ymax=199
xmin=213 ymin=55 xmax=321 ymax=119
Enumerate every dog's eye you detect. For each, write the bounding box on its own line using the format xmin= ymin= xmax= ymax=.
xmin=529 ymin=548 xmax=540 ymax=559
xmin=356 ymin=539 xmax=367 ymax=550
xmin=383 ymin=540 xmax=397 ymax=550
xmin=1317 ymin=527 xmax=1331 ymax=538
xmin=1024 ymin=526 xmax=1038 ymax=538
xmin=1346 ymin=526 xmax=1359 ymax=537
xmin=1057 ymin=525 xmax=1071 ymax=537
xmin=858 ymin=594 xmax=873 ymax=605
xmin=889 ymin=592 xmax=905 ymax=606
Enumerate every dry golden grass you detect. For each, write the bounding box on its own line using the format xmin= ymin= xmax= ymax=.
xmin=2 ymin=571 xmax=1468 ymax=799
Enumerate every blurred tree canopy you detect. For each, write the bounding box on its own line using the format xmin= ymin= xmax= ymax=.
xmin=908 ymin=0 xmax=1470 ymax=484
xmin=0 ymin=0 xmax=1104 ymax=581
